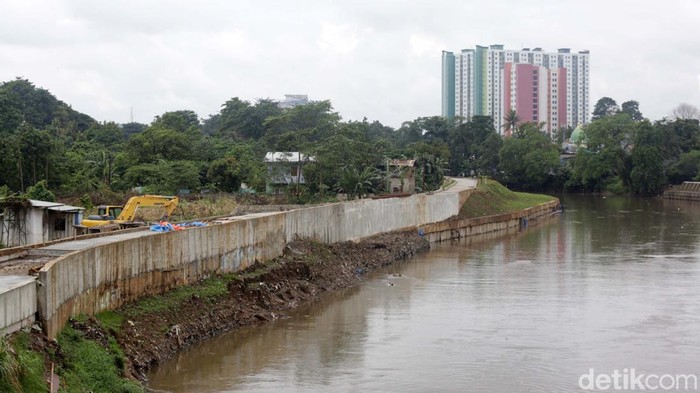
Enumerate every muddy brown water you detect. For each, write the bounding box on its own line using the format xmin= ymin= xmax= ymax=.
xmin=148 ymin=196 xmax=700 ymax=392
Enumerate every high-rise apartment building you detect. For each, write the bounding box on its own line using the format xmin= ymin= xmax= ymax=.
xmin=442 ymin=45 xmax=590 ymax=137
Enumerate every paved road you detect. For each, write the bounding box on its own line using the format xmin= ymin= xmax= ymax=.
xmin=0 ymin=212 xmax=283 ymax=277
xmin=444 ymin=177 xmax=478 ymax=193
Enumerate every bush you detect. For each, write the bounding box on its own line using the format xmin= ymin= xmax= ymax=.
xmin=24 ymin=180 xmax=55 ymax=202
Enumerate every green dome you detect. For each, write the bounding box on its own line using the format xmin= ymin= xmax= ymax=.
xmin=571 ymin=125 xmax=586 ymax=144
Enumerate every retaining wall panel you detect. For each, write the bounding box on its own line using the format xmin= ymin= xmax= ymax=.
xmin=0 ymin=279 xmax=36 ymax=334
xmin=37 ymin=183 xmax=501 ymax=338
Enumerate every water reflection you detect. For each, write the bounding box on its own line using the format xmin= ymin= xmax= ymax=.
xmin=149 ymin=195 xmax=700 ymax=392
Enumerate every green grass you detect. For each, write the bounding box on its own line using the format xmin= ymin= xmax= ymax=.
xmin=125 ymin=274 xmax=232 ymax=316
xmin=459 ymin=179 xmax=556 ymax=218
xmin=57 ymin=326 xmax=142 ymax=393
xmin=96 ymin=311 xmax=125 ymax=334
xmin=0 ymin=332 xmax=47 ymax=393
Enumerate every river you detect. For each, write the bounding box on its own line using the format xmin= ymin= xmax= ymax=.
xmin=148 ymin=196 xmax=700 ymax=392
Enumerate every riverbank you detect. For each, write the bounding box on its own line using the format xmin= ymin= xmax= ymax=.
xmin=1 ymin=231 xmax=429 ymax=392
xmin=422 ymin=179 xmax=559 ymax=243
xmin=0 ymin=179 xmax=559 ymax=392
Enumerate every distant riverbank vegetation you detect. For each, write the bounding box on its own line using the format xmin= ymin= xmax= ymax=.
xmin=0 ymin=78 xmax=698 ymax=203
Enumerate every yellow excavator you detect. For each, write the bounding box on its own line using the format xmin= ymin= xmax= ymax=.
xmin=77 ymin=195 xmax=179 ymax=234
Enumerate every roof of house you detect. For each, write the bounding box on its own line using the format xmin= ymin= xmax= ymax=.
xmin=29 ymin=200 xmax=84 ymax=211
xmin=29 ymin=200 xmax=63 ymax=208
xmin=48 ymin=205 xmax=84 ymax=212
xmin=264 ymin=152 xmax=315 ymax=163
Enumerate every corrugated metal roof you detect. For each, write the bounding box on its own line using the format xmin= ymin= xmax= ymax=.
xmin=29 ymin=200 xmax=63 ymax=208
xmin=48 ymin=205 xmax=84 ymax=212
xmin=29 ymin=200 xmax=84 ymax=211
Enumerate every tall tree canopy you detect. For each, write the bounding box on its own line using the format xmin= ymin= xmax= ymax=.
xmin=592 ymin=97 xmax=619 ymax=120
xmin=621 ymin=100 xmax=644 ymax=121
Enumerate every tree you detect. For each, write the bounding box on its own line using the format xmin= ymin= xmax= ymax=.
xmin=263 ymin=100 xmax=340 ymax=148
xmin=669 ymin=150 xmax=700 ymax=183
xmin=449 ymin=115 xmax=501 ymax=177
xmin=24 ymin=180 xmax=55 ymax=202
xmin=0 ymin=133 xmax=20 ymax=190
xmin=0 ymin=78 xmax=95 ymax=134
xmin=415 ymin=153 xmax=446 ymax=191
xmin=17 ymin=123 xmax=58 ymax=190
xmin=621 ymin=100 xmax=644 ymax=121
xmin=335 ymin=166 xmax=379 ymax=200
xmin=60 ymin=141 xmax=114 ymax=194
xmin=218 ymin=98 xmax=282 ymax=140
xmin=152 ymin=110 xmax=201 ymax=134
xmin=302 ymin=122 xmax=380 ymax=195
xmin=122 ymin=122 xmax=146 ymax=138
xmin=207 ymin=157 xmax=242 ymax=192
xmin=567 ymin=114 xmax=636 ymax=192
xmin=503 ymin=109 xmax=520 ymax=135
xmin=671 ymin=103 xmax=700 ymax=121
xmin=0 ymin=91 xmax=22 ymax=132
xmin=592 ymin=97 xmax=619 ymax=120
xmin=498 ymin=123 xmax=559 ymax=190
xmin=629 ymin=121 xmax=665 ymax=195
xmin=630 ymin=145 xmax=665 ymax=195
xmin=654 ymin=118 xmax=700 ymax=179
xmin=201 ymin=114 xmax=221 ymax=136
xmin=123 ymin=160 xmax=201 ymax=194
xmin=84 ymin=122 xmax=125 ymax=149
xmin=161 ymin=161 xmax=202 ymax=193
xmin=126 ymin=126 xmax=193 ymax=164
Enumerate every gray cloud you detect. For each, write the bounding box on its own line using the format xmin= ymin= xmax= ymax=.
xmin=1 ymin=0 xmax=698 ymax=127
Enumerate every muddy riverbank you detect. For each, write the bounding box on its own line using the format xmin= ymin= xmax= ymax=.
xmin=93 ymin=231 xmax=430 ymax=383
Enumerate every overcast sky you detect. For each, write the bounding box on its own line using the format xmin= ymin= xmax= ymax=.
xmin=1 ymin=0 xmax=698 ymax=128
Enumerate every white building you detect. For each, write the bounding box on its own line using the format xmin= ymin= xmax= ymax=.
xmin=0 ymin=199 xmax=85 ymax=247
xmin=278 ymin=95 xmax=309 ymax=109
xmin=264 ymin=152 xmax=316 ymax=193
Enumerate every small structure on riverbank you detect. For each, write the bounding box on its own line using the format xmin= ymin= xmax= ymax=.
xmin=387 ymin=159 xmax=417 ymax=194
xmin=264 ymin=152 xmax=315 ymax=194
xmin=0 ymin=198 xmax=85 ymax=247
xmin=664 ymin=181 xmax=700 ymax=201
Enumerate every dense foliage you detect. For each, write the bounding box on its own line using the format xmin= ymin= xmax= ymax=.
xmin=0 ymin=79 xmax=698 ymax=200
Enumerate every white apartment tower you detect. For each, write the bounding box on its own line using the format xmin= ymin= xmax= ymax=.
xmin=442 ymin=45 xmax=590 ymax=136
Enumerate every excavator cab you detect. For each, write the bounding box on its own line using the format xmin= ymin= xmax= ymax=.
xmin=96 ymin=206 xmax=123 ymax=220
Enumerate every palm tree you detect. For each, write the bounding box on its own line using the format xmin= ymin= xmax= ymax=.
xmin=503 ymin=109 xmax=520 ymax=136
xmin=415 ymin=153 xmax=446 ymax=191
xmin=336 ymin=166 xmax=379 ymax=200
xmin=355 ymin=167 xmax=379 ymax=199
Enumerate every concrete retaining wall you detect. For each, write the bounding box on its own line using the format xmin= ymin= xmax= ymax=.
xmin=38 ymin=189 xmax=468 ymax=338
xmin=422 ymin=200 xmax=560 ymax=242
xmin=664 ymin=182 xmax=700 ymax=201
xmin=0 ymin=276 xmax=37 ymax=334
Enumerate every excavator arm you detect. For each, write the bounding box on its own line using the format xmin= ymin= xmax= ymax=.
xmin=116 ymin=195 xmax=179 ymax=222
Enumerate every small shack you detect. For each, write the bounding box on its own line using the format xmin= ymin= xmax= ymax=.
xmin=0 ymin=198 xmax=85 ymax=247
xmin=388 ymin=159 xmax=417 ymax=194
xmin=264 ymin=152 xmax=315 ymax=193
